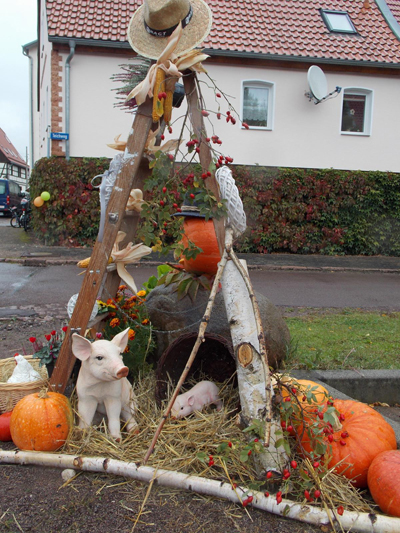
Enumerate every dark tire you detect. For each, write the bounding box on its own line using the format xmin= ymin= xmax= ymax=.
xmin=23 ymin=214 xmax=30 ymax=232
xmin=10 ymin=214 xmax=20 ymax=227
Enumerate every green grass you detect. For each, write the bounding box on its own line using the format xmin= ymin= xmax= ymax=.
xmin=283 ymin=310 xmax=400 ymax=370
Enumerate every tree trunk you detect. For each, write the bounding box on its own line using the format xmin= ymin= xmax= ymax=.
xmin=221 ymin=258 xmax=288 ymax=474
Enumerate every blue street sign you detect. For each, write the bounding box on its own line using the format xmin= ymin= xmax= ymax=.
xmin=50 ymin=132 xmax=69 ymax=140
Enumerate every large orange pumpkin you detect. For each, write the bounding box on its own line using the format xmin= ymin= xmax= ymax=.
xmin=300 ymin=399 xmax=397 ymax=488
xmin=10 ymin=391 xmax=73 ymax=451
xmin=367 ymin=450 xmax=400 ymax=517
xmin=179 ymin=218 xmax=221 ymax=276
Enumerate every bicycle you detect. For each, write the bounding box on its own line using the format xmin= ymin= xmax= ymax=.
xmin=10 ymin=206 xmax=22 ymax=228
xmin=20 ymin=204 xmax=32 ymax=232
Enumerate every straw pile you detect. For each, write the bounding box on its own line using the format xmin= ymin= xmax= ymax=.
xmin=62 ymin=371 xmax=374 ymax=514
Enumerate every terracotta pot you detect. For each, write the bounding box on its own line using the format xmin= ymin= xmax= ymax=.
xmin=179 ymin=218 xmax=221 ymax=275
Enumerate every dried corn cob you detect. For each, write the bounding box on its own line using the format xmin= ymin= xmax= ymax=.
xmin=163 ymin=90 xmax=174 ymax=123
xmin=152 ymin=67 xmax=166 ymax=123
xmin=77 ymin=256 xmax=113 ymax=268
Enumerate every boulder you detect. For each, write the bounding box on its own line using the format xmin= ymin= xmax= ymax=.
xmin=145 ymin=283 xmax=290 ymax=369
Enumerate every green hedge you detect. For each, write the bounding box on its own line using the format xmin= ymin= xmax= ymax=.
xmin=233 ymin=166 xmax=400 ymax=256
xmin=29 ymin=156 xmax=110 ymax=246
xmin=29 ymin=157 xmax=400 ymax=255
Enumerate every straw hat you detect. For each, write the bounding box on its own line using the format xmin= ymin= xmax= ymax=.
xmin=127 ymin=0 xmax=212 ymax=60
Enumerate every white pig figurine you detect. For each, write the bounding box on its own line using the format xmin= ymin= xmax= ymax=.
xmin=72 ymin=327 xmax=138 ymax=441
xmin=171 ymin=381 xmax=222 ymax=419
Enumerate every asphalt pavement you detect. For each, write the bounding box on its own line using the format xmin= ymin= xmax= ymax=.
xmin=1 ymin=220 xmax=400 ymax=441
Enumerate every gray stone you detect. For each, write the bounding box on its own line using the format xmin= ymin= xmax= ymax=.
xmin=146 ymin=283 xmax=290 ymax=369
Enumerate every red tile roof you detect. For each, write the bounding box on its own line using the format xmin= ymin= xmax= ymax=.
xmin=386 ymin=0 xmax=400 ymax=24
xmin=0 ymin=128 xmax=27 ymax=167
xmin=46 ymin=0 xmax=400 ymax=64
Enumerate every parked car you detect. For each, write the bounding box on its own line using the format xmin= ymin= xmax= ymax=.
xmin=0 ymin=178 xmax=22 ymax=216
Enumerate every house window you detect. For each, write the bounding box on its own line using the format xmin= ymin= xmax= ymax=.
xmin=242 ymin=81 xmax=274 ymax=130
xmin=341 ymin=88 xmax=373 ymax=135
xmin=321 ymin=10 xmax=357 ymax=33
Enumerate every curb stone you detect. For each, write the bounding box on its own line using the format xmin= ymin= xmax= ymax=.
xmin=2 ymin=255 xmax=400 ymax=273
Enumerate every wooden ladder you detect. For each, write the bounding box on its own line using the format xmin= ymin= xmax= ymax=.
xmin=49 ymin=72 xmax=225 ymax=394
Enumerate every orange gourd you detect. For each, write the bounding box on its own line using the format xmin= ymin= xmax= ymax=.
xmin=179 ymin=218 xmax=221 ymax=276
xmin=367 ymin=450 xmax=400 ymax=517
xmin=10 ymin=391 xmax=73 ymax=451
xmin=300 ymin=399 xmax=397 ymax=488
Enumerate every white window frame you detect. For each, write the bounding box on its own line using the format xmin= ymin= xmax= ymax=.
xmin=241 ymin=80 xmax=275 ymax=131
xmin=321 ymin=10 xmax=357 ymax=34
xmin=340 ymin=87 xmax=373 ymax=136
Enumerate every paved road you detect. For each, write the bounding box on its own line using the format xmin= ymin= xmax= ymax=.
xmin=0 ymin=262 xmax=399 ymax=310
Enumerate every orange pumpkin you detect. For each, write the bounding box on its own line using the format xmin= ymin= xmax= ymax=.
xmin=281 ymin=379 xmax=329 ymax=409
xmin=10 ymin=391 xmax=73 ymax=451
xmin=179 ymin=218 xmax=221 ymax=276
xmin=300 ymin=399 xmax=397 ymax=488
xmin=280 ymin=379 xmax=329 ymax=435
xmin=367 ymin=450 xmax=400 ymax=517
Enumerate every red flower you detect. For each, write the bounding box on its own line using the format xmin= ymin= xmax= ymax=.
xmin=51 ymin=330 xmax=56 ymax=336
xmin=62 ymin=326 xmax=68 ymax=332
xmin=29 ymin=337 xmax=36 ymax=343
xmin=45 ymin=334 xmax=51 ymax=341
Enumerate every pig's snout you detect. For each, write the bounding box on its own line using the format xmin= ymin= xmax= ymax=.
xmin=116 ymin=366 xmax=129 ymax=379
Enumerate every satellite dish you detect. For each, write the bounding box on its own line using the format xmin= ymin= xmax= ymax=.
xmin=305 ymin=65 xmax=342 ymax=105
xmin=308 ymin=66 xmax=328 ymax=101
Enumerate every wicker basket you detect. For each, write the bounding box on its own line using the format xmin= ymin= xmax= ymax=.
xmin=0 ymin=356 xmax=48 ymax=413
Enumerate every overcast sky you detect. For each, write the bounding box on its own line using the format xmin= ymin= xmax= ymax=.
xmin=0 ymin=1 xmax=37 ymax=162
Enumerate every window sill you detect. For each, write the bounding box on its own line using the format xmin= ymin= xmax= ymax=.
xmin=341 ymin=131 xmax=371 ymax=137
xmin=241 ymin=126 xmax=273 ymax=131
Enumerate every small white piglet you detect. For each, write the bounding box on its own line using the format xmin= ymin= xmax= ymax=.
xmin=170 ymin=380 xmax=222 ymax=419
xmin=72 ymin=327 xmax=138 ymax=442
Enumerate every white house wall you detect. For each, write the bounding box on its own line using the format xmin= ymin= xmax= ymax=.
xmin=67 ymin=51 xmax=136 ymax=160
xmin=44 ymin=51 xmax=400 ymax=172
xmin=201 ymin=63 xmax=400 ymax=172
xmin=38 ymin=2 xmax=53 ymax=161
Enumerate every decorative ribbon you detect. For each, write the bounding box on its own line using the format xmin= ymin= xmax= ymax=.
xmin=125 ymin=22 xmax=209 ymax=106
xmin=110 ymin=232 xmax=152 ymax=294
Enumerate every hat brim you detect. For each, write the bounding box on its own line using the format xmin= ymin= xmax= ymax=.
xmin=127 ymin=0 xmax=212 ymax=60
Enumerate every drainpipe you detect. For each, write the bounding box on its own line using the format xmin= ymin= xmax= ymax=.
xmin=65 ymin=40 xmax=76 ymax=161
xmin=22 ymin=46 xmax=34 ymax=175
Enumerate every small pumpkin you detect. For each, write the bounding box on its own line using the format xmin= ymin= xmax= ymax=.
xmin=300 ymin=399 xmax=397 ymax=488
xmin=367 ymin=450 xmax=400 ymax=517
xmin=0 ymin=411 xmax=13 ymax=442
xmin=179 ymin=218 xmax=221 ymax=276
xmin=10 ymin=391 xmax=73 ymax=451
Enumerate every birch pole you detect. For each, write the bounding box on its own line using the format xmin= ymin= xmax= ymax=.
xmin=221 ymin=228 xmax=288 ymax=474
xmin=1 ymin=451 xmax=398 ymax=533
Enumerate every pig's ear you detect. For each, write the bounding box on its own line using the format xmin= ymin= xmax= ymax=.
xmin=71 ymin=334 xmax=93 ymax=361
xmin=111 ymin=327 xmax=130 ymax=353
xmin=188 ymin=395 xmax=195 ymax=406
